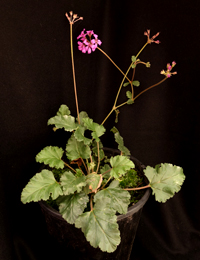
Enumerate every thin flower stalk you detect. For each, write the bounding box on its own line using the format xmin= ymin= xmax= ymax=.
xmin=66 ymin=12 xmax=82 ymax=124
xmin=97 ymin=47 xmax=132 ymax=83
xmin=101 ymin=42 xmax=148 ymax=125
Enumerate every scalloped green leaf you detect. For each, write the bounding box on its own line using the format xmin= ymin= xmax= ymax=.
xmin=74 ymin=125 xmax=92 ymax=145
xmin=110 ymin=155 xmax=135 ymax=179
xmin=83 ymin=118 xmax=105 ymax=142
xmin=144 ymin=163 xmax=185 ymax=203
xmin=100 ymin=164 xmax=111 ymax=178
xmin=86 ymin=173 xmax=102 ymax=193
xmin=94 ymin=185 xmax=130 ymax=214
xmin=47 ymin=114 xmax=78 ymax=132
xmin=75 ymin=200 xmax=120 ymax=253
xmin=36 ymin=146 xmax=64 ymax=169
xmin=60 ymin=171 xmax=87 ymax=195
xmin=79 ymin=111 xmax=89 ymax=125
xmin=57 ymin=192 xmax=89 ymax=224
xmin=66 ymin=134 xmax=91 ymax=160
xmin=56 ymin=104 xmax=71 ymax=116
xmin=21 ymin=169 xmax=63 ymax=203
xmin=111 ymin=127 xmax=130 ymax=156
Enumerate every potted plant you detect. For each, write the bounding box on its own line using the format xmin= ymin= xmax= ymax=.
xmin=21 ymin=11 xmax=185 ymax=258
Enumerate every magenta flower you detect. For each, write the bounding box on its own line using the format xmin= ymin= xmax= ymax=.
xmin=144 ymin=29 xmax=160 ymax=44
xmin=160 ymin=61 xmax=177 ymax=78
xmin=77 ymin=29 xmax=102 ymax=54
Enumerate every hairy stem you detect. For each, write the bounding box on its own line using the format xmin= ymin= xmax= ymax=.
xmin=101 ymin=42 xmax=148 ymax=125
xmin=96 ymin=142 xmax=100 ymax=174
xmin=90 ymin=195 xmax=94 ymax=211
xmin=81 ymin=158 xmax=88 ymax=175
xmin=63 ymin=161 xmax=76 ymax=173
xmin=70 ymin=23 xmax=80 ymax=124
xmin=101 ymin=176 xmax=112 ymax=190
xmin=133 ymin=77 xmax=168 ymax=101
xmin=124 ymin=184 xmax=150 ymax=191
xmin=113 ymin=76 xmax=168 ymax=110
xmin=97 ymin=47 xmax=131 ymax=83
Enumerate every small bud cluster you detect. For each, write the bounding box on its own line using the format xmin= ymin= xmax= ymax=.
xmin=65 ymin=11 xmax=83 ymax=25
xmin=160 ymin=61 xmax=177 ymax=78
xmin=144 ymin=29 xmax=160 ymax=44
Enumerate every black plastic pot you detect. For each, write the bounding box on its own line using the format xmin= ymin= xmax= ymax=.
xmin=39 ymin=148 xmax=151 ymax=260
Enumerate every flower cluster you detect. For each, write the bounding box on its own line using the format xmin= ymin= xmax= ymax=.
xmin=160 ymin=61 xmax=177 ymax=78
xmin=77 ymin=29 xmax=102 ymax=54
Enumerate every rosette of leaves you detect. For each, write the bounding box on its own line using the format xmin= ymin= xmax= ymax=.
xmin=21 ymin=105 xmax=185 ymax=253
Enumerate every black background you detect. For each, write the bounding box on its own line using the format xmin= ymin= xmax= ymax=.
xmin=1 ymin=1 xmax=200 ymax=259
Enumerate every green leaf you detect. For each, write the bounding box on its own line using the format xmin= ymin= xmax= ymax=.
xmin=115 ymin=109 xmax=120 ymax=123
xmin=94 ymin=185 xmax=130 ymax=214
xmin=86 ymin=173 xmax=102 ymax=193
xmin=48 ymin=114 xmax=78 ymax=132
xmin=74 ymin=125 xmax=92 ymax=145
xmin=123 ymin=82 xmax=130 ymax=87
xmin=127 ymin=99 xmax=134 ymax=105
xmin=75 ymin=200 xmax=120 ymax=252
xmin=144 ymin=163 xmax=185 ymax=203
xmin=131 ymin=55 xmax=136 ymax=62
xmin=111 ymin=127 xmax=130 ymax=156
xmin=132 ymin=80 xmax=140 ymax=87
xmin=110 ymin=155 xmax=135 ymax=179
xmin=56 ymin=104 xmax=71 ymax=116
xmin=36 ymin=146 xmax=65 ymax=169
xmin=132 ymin=64 xmax=136 ymax=68
xmin=126 ymin=91 xmax=132 ymax=99
xmin=79 ymin=111 xmax=89 ymax=125
xmin=83 ymin=118 xmax=105 ymax=142
xmin=100 ymin=164 xmax=111 ymax=178
xmin=57 ymin=192 xmax=89 ymax=224
xmin=66 ymin=134 xmax=91 ymax=160
xmin=60 ymin=171 xmax=87 ymax=195
xmin=21 ymin=169 xmax=63 ymax=203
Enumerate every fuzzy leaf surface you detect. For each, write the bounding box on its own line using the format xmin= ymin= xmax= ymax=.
xmin=21 ymin=169 xmax=63 ymax=203
xmin=56 ymin=104 xmax=71 ymax=116
xmin=86 ymin=173 xmax=102 ymax=193
xmin=66 ymin=134 xmax=91 ymax=160
xmin=60 ymin=171 xmax=87 ymax=195
xmin=111 ymin=127 xmax=130 ymax=156
xmin=58 ymin=192 xmax=89 ymax=224
xmin=79 ymin=111 xmax=89 ymax=125
xmin=132 ymin=80 xmax=140 ymax=87
xmin=74 ymin=125 xmax=92 ymax=145
xmin=110 ymin=155 xmax=135 ymax=179
xmin=144 ymin=163 xmax=185 ymax=202
xmin=75 ymin=200 xmax=120 ymax=252
xmin=36 ymin=146 xmax=64 ymax=169
xmin=100 ymin=164 xmax=111 ymax=178
xmin=94 ymin=184 xmax=130 ymax=214
xmin=48 ymin=114 xmax=77 ymax=132
xmin=83 ymin=118 xmax=105 ymax=142
xmin=126 ymin=91 xmax=132 ymax=99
